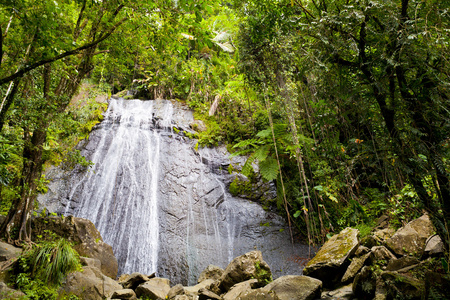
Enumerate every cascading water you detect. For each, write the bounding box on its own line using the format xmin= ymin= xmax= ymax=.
xmin=40 ymin=98 xmax=311 ymax=285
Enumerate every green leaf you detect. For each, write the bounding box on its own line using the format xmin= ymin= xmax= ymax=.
xmin=259 ymin=156 xmax=278 ymax=181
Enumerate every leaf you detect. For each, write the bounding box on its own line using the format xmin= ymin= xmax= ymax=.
xmin=253 ymin=145 xmax=270 ymax=162
xmin=259 ymin=156 xmax=279 ymax=181
xmin=293 ymin=210 xmax=301 ymax=218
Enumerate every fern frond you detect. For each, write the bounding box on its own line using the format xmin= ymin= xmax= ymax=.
xmin=259 ymin=156 xmax=279 ymax=181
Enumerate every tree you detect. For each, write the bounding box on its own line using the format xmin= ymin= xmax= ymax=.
xmin=235 ymin=0 xmax=450 ymax=248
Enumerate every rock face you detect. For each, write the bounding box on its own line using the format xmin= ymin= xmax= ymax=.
xmin=303 ymin=227 xmax=359 ymax=286
xmin=59 ymin=266 xmax=122 ymax=300
xmin=32 ymin=216 xmax=118 ymax=278
xmin=38 ymin=98 xmax=311 ymax=285
xmin=263 ymin=275 xmax=322 ymax=300
xmin=385 ymin=214 xmax=434 ymax=257
xmin=217 ymin=251 xmax=272 ymax=292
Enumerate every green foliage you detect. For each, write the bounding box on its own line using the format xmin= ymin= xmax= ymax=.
xmin=13 ymin=238 xmax=81 ymax=299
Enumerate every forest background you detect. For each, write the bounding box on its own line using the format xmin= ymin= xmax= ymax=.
xmin=0 ymin=0 xmax=449 ymax=273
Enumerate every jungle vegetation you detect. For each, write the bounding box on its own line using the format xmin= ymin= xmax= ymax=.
xmin=0 ymin=0 xmax=449 ymax=281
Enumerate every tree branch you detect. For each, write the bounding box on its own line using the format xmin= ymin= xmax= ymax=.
xmin=0 ymin=17 xmax=127 ymax=86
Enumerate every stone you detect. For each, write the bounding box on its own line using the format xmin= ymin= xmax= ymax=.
xmin=0 ymin=241 xmax=22 ymax=262
xmin=198 ymin=265 xmax=224 ymax=283
xmin=381 ymin=271 xmax=425 ymax=300
xmin=121 ymin=272 xmax=151 ymax=290
xmin=424 ymin=234 xmax=444 ymax=256
xmin=262 ymin=275 xmax=322 ymax=300
xmin=303 ymin=227 xmax=359 ymax=287
xmin=372 ymin=227 xmax=395 ymax=241
xmin=167 ymin=284 xmax=185 ymax=299
xmin=217 ymin=251 xmax=272 ymax=292
xmin=222 ymin=279 xmax=258 ymax=300
xmin=353 ymin=266 xmax=376 ymax=300
xmin=174 ymin=296 xmax=191 ymax=300
xmin=135 ymin=277 xmax=171 ymax=300
xmin=386 ymin=256 xmax=419 ymax=271
xmin=367 ymin=246 xmax=397 ymax=266
xmin=354 ymin=245 xmax=370 ymax=257
xmin=198 ymin=288 xmax=221 ymax=300
xmin=360 ymin=234 xmax=382 ymax=248
xmin=111 ymin=289 xmax=137 ymax=300
xmin=80 ymin=256 xmax=102 ymax=269
xmin=184 ymin=279 xmax=215 ymax=296
xmin=0 ymin=282 xmax=26 ymax=299
xmin=321 ymin=284 xmax=354 ymax=300
xmin=59 ymin=266 xmax=122 ymax=300
xmin=385 ymin=214 xmax=434 ymax=257
xmin=238 ymin=289 xmax=279 ymax=300
xmin=341 ymin=253 xmax=370 ymax=283
xmin=32 ymin=216 xmax=118 ymax=278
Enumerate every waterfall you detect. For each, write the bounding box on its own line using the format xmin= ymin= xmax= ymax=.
xmin=41 ymin=98 xmax=310 ymax=285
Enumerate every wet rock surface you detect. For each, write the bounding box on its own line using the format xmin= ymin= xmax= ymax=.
xmin=38 ymin=98 xmax=310 ymax=285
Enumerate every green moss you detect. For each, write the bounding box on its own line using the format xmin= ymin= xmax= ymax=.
xmin=229 ymin=177 xmax=252 ymax=197
xmin=254 ymin=261 xmax=272 ymax=285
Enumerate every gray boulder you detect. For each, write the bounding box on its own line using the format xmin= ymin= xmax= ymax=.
xmin=385 ymin=214 xmax=434 ymax=257
xmin=321 ymin=284 xmax=354 ymax=300
xmin=367 ymin=246 xmax=397 ymax=266
xmin=218 ymin=251 xmax=272 ymax=292
xmin=167 ymin=284 xmax=185 ymax=300
xmin=120 ymin=272 xmax=152 ymax=290
xmin=386 ymin=256 xmax=419 ymax=271
xmin=198 ymin=265 xmax=224 ymax=283
xmin=111 ymin=289 xmax=137 ymax=300
xmin=353 ymin=266 xmax=376 ymax=300
xmin=263 ymin=275 xmax=322 ymax=300
xmin=303 ymin=227 xmax=359 ymax=286
xmin=238 ymin=289 xmax=279 ymax=299
xmin=424 ymin=234 xmax=444 ymax=256
xmin=59 ymin=266 xmax=122 ymax=300
xmin=135 ymin=277 xmax=171 ymax=300
xmin=222 ymin=279 xmax=258 ymax=300
xmin=0 ymin=241 xmax=22 ymax=262
xmin=32 ymin=216 xmax=118 ymax=278
xmin=198 ymin=288 xmax=221 ymax=300
xmin=341 ymin=253 xmax=370 ymax=283
xmin=80 ymin=256 xmax=102 ymax=269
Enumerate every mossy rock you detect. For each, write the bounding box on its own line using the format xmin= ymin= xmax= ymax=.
xmin=303 ymin=227 xmax=359 ymax=287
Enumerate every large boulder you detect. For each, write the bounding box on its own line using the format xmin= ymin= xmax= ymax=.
xmin=385 ymin=214 xmax=434 ymax=257
xmin=198 ymin=265 xmax=224 ymax=283
xmin=120 ymin=272 xmax=152 ymax=290
xmin=303 ymin=227 xmax=359 ymax=286
xmin=239 ymin=289 xmax=279 ymax=300
xmin=263 ymin=275 xmax=322 ymax=300
xmin=222 ymin=279 xmax=258 ymax=300
xmin=111 ymin=289 xmax=137 ymax=300
xmin=0 ymin=241 xmax=22 ymax=262
xmin=184 ymin=278 xmax=215 ymax=296
xmin=217 ymin=251 xmax=272 ymax=292
xmin=59 ymin=266 xmax=122 ymax=300
xmin=135 ymin=277 xmax=171 ymax=300
xmin=341 ymin=253 xmax=370 ymax=283
xmin=381 ymin=271 xmax=425 ymax=300
xmin=352 ymin=266 xmax=376 ymax=300
xmin=32 ymin=216 xmax=118 ymax=278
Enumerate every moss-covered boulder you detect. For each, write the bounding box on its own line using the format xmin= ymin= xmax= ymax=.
xmin=381 ymin=271 xmax=425 ymax=300
xmin=303 ymin=227 xmax=359 ymax=287
xmin=217 ymin=250 xmax=272 ymax=292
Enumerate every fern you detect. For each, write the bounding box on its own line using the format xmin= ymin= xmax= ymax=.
xmin=259 ymin=156 xmax=279 ymax=181
xmin=253 ymin=145 xmax=270 ymax=162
